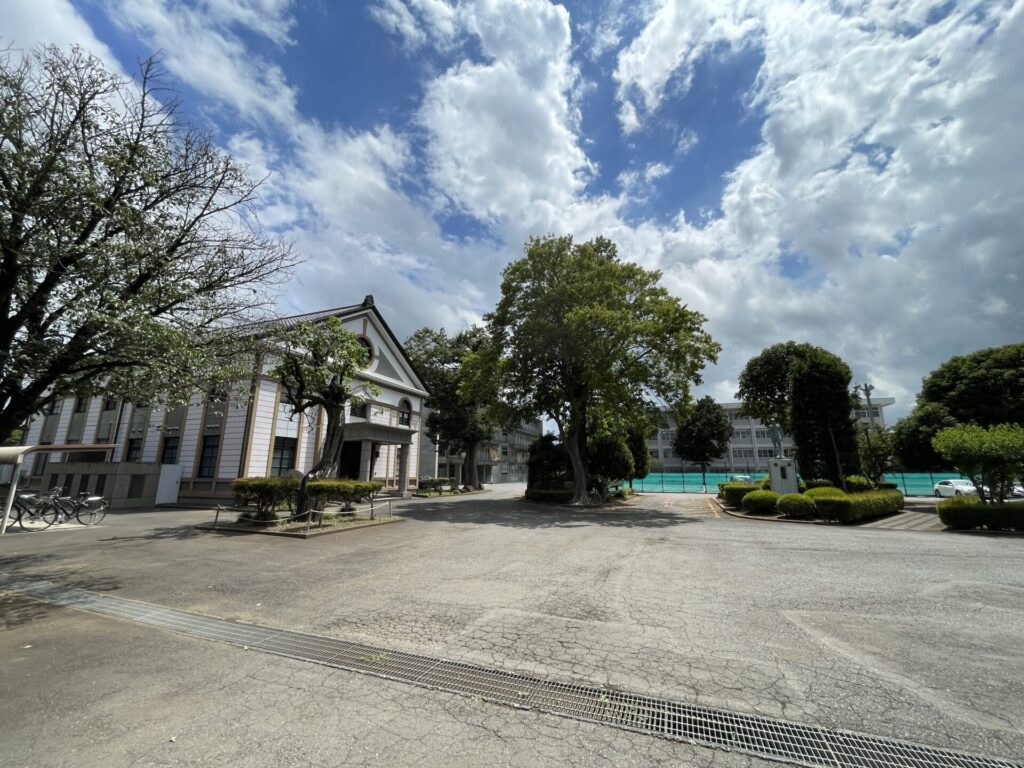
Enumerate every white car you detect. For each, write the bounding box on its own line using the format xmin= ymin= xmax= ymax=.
xmin=933 ymin=479 xmax=982 ymax=498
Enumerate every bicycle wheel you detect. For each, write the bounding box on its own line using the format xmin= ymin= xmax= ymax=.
xmin=38 ymin=501 xmax=62 ymax=528
xmin=76 ymin=501 xmax=108 ymax=526
xmin=16 ymin=501 xmax=49 ymax=531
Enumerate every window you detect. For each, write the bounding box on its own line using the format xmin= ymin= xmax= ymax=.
xmin=732 ymin=429 xmax=751 ymax=440
xmin=103 ymin=398 xmax=118 ymax=411
xmin=270 ymin=436 xmax=297 ymax=477
xmin=197 ymin=435 xmax=220 ymax=478
xmin=48 ymin=400 xmax=63 ymax=415
xmin=160 ymin=436 xmax=180 ymax=465
xmin=398 ymin=399 xmax=412 ymax=427
xmin=757 ymin=448 xmax=775 ymax=458
xmin=350 ymin=401 xmax=368 ymax=419
xmin=125 ymin=438 xmax=143 ymax=462
xmin=733 ymin=448 xmax=754 ymax=458
xmin=74 ymin=397 xmax=89 ymax=413
xmin=755 ymin=429 xmax=770 ymax=439
xmin=649 ymin=449 xmax=661 ymax=458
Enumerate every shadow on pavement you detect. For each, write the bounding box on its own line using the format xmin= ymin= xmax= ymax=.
xmin=0 ymin=553 xmax=123 ymax=629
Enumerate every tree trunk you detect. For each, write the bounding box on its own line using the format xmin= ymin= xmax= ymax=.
xmin=296 ymin=405 xmax=346 ymax=518
xmin=463 ymin=439 xmax=481 ymax=490
xmin=701 ymin=464 xmax=707 ymax=493
xmin=564 ymin=428 xmax=592 ymax=506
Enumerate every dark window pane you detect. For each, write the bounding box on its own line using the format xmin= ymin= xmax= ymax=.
xmin=270 ymin=436 xmax=297 ymax=477
xmin=197 ymin=435 xmax=220 ymax=478
xmin=161 ymin=436 xmax=180 ymax=465
xmin=350 ymin=402 xmax=368 ymax=419
xmin=125 ymin=438 xmax=143 ymax=462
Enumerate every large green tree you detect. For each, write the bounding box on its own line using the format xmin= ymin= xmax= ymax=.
xmin=475 ymin=235 xmax=719 ymax=505
xmin=625 ymin=426 xmax=652 ymax=489
xmin=0 ymin=47 xmax=296 ymax=443
xmin=404 ymin=326 xmax=496 ymax=490
xmin=735 ymin=341 xmax=817 ymax=431
xmin=933 ymin=424 xmax=1024 ymax=503
xmin=788 ymin=347 xmax=860 ymax=486
xmin=919 ymin=343 xmax=1024 ymax=427
xmin=268 ymin=318 xmax=376 ymax=516
xmin=672 ymin=396 xmax=732 ymax=491
xmin=892 ymin=403 xmax=957 ymax=471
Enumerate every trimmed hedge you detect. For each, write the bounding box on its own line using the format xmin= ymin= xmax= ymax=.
xmin=525 ymin=488 xmax=575 ymax=503
xmin=804 ymin=479 xmax=834 ymax=490
xmin=814 ymin=489 xmax=904 ymax=524
xmin=938 ymin=501 xmax=1024 ymax=532
xmin=721 ymin=482 xmax=759 ymax=508
xmin=232 ymin=477 xmax=297 ymax=520
xmin=804 ymin=486 xmax=846 ymax=500
xmin=845 ymin=475 xmax=873 ymax=493
xmin=877 ymin=481 xmax=899 ymax=491
xmin=307 ymin=479 xmax=384 ymax=511
xmin=758 ymin=477 xmax=772 ymax=491
xmin=777 ymin=493 xmax=816 ymax=519
xmin=418 ymin=477 xmax=457 ymax=493
xmin=742 ymin=489 xmax=780 ymax=514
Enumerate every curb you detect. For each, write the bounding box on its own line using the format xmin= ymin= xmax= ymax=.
xmin=195 ymin=517 xmax=406 ymax=539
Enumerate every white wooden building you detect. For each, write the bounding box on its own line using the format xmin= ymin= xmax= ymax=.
xmin=20 ymin=297 xmax=428 ymax=506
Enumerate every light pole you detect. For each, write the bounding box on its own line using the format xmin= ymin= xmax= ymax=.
xmin=855 ymin=382 xmax=876 ymax=429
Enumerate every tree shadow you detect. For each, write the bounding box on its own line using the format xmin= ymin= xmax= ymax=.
xmin=95 ymin=524 xmax=218 ymax=544
xmin=398 ymin=497 xmax=704 ymax=529
xmin=0 ymin=552 xmax=123 ymax=630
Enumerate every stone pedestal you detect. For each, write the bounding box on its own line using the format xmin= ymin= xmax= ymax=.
xmin=768 ymin=458 xmax=799 ymax=495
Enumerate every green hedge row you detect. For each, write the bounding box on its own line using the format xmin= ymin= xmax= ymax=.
xmin=742 ymin=490 xmax=779 ymax=514
xmin=813 ymin=490 xmax=904 ymax=525
xmin=418 ymin=477 xmax=457 ymax=493
xmin=777 ymin=493 xmax=816 ymax=519
xmin=937 ymin=496 xmax=1024 ymax=531
xmin=721 ymin=482 xmax=759 ymax=508
xmin=525 ymin=488 xmax=575 ymax=503
xmin=306 ymin=479 xmax=384 ymax=511
xmin=232 ymin=476 xmax=383 ymax=518
xmin=804 ymin=486 xmax=846 ymax=500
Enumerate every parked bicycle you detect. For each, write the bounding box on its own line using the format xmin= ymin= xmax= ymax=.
xmin=8 ymin=493 xmax=50 ymax=531
xmin=37 ymin=490 xmax=110 ymax=527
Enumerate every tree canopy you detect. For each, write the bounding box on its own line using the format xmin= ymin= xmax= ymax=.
xmin=0 ymin=46 xmax=296 ymax=443
xmin=476 ymin=234 xmax=719 ymax=504
xmin=892 ymin=403 xmax=957 ymax=471
xmin=404 ymin=326 xmax=496 ymax=490
xmin=735 ymin=341 xmax=817 ymax=432
xmin=672 ymin=396 xmax=732 ymax=489
xmin=932 ymin=423 xmax=1024 ymax=503
xmin=919 ymin=343 xmax=1024 ymax=427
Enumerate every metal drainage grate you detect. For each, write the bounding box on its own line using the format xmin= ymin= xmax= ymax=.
xmin=2 ymin=574 xmax=1020 ymax=768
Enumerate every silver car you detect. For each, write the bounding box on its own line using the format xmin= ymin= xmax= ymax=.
xmin=933 ymin=479 xmax=979 ymax=498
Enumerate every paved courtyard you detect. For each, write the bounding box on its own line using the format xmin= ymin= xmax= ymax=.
xmin=1 ymin=485 xmax=1022 ymax=767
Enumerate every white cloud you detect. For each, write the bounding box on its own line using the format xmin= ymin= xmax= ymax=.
xmin=2 ymin=0 xmax=123 ymax=72
xmin=675 ymin=128 xmax=699 ymax=156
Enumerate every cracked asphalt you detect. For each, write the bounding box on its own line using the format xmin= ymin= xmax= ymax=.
xmin=1 ymin=483 xmax=1022 ymax=767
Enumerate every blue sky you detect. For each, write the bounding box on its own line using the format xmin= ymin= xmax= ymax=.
xmin=6 ymin=0 xmax=1024 ymax=419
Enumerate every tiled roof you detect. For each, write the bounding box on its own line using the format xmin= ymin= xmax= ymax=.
xmin=241 ymin=295 xmax=375 ymax=334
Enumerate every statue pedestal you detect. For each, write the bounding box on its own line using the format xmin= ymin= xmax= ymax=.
xmin=768 ymin=458 xmax=799 ymax=495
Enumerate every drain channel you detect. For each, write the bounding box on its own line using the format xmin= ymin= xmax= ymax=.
xmin=3 ymin=574 xmax=1020 ymax=768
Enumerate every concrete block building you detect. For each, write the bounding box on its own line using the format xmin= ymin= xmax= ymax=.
xmin=419 ymin=418 xmax=543 ymax=485
xmin=21 ymin=297 xmax=428 ymax=506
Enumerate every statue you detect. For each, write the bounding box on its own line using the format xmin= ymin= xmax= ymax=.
xmin=768 ymin=420 xmax=784 ymax=458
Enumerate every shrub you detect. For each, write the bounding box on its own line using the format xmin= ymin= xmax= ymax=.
xmin=845 ymin=475 xmax=873 ymax=493
xmin=758 ymin=477 xmax=772 ymax=491
xmin=877 ymin=481 xmax=899 ymax=491
xmin=815 ymin=489 xmax=903 ymax=524
xmin=936 ymin=494 xmax=981 ymax=511
xmin=804 ymin=486 xmax=846 ymax=500
xmin=232 ymin=477 xmax=297 ymax=520
xmin=938 ymin=502 xmax=1024 ymax=532
xmin=306 ymin=479 xmax=383 ymax=511
xmin=418 ymin=477 xmax=455 ymax=493
xmin=804 ymin=479 xmax=834 ymax=490
xmin=721 ymin=482 xmax=759 ymax=508
xmin=742 ymin=489 xmax=780 ymax=514
xmin=525 ymin=488 xmax=575 ymax=503
xmin=777 ymin=493 xmax=816 ymax=519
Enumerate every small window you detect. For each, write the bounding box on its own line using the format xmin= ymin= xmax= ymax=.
xmin=103 ymin=398 xmax=118 ymax=412
xmin=350 ymin=401 xmax=368 ymax=419
xmin=197 ymin=435 xmax=220 ymax=478
xmin=48 ymin=400 xmax=63 ymax=415
xmin=270 ymin=436 xmax=297 ymax=477
xmin=135 ymin=401 xmax=150 ymax=409
xmin=160 ymin=436 xmax=180 ymax=465
xmin=398 ymin=399 xmax=412 ymax=427
xmin=125 ymin=438 xmax=143 ymax=462
xmin=74 ymin=397 xmax=89 ymax=413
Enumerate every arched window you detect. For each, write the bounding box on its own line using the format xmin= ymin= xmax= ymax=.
xmin=398 ymin=399 xmax=412 ymax=427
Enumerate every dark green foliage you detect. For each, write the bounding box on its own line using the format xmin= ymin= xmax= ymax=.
xmin=721 ymin=482 xmax=759 ymax=507
xmin=844 ymin=475 xmax=873 ymax=493
xmin=804 ymin=486 xmax=846 ymax=499
xmin=758 ymin=477 xmax=772 ymax=490
xmin=932 ymin=424 xmax=1024 ymax=503
xmin=892 ymin=403 xmax=957 ymax=471
xmin=735 ymin=341 xmax=817 ymax=431
xmin=804 ymin=479 xmax=834 ymax=489
xmin=789 ymin=347 xmax=860 ymax=486
xmin=814 ymin=490 xmax=903 ymax=524
xmin=938 ymin=502 xmax=1024 ymax=532
xmin=418 ymin=477 xmax=457 ymax=493
xmin=527 ymin=434 xmax=570 ymax=490
xmin=777 ymin=493 xmax=816 ymax=519
xmin=625 ymin=427 xmax=652 ymax=484
xmin=588 ymin=434 xmax=634 ymax=496
xmin=672 ymin=396 xmax=732 ymax=487
xmin=306 ymin=479 xmax=383 ymax=511
xmin=877 ymin=482 xmax=899 ymax=490
xmin=742 ymin=490 xmax=780 ymax=514
xmin=524 ymin=488 xmax=575 ymax=503
xmin=232 ymin=477 xmax=297 ymax=520
xmin=920 ymin=343 xmax=1024 ymax=427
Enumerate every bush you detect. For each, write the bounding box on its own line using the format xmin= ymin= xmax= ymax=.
xmin=804 ymin=486 xmax=846 ymax=500
xmin=306 ymin=479 xmax=383 ymax=511
xmin=614 ymin=487 xmax=633 ymax=500
xmin=758 ymin=477 xmax=772 ymax=491
xmin=804 ymin=479 xmax=834 ymax=490
xmin=525 ymin=488 xmax=575 ymax=503
xmin=877 ymin=481 xmax=899 ymax=491
xmin=936 ymin=494 xmax=981 ymax=511
xmin=418 ymin=477 xmax=456 ymax=493
xmin=742 ymin=489 xmax=780 ymax=514
xmin=815 ymin=489 xmax=904 ymax=524
xmin=845 ymin=475 xmax=873 ymax=493
xmin=938 ymin=502 xmax=1024 ymax=531
xmin=721 ymin=482 xmax=759 ymax=508
xmin=232 ymin=477 xmax=298 ymax=520
xmin=777 ymin=493 xmax=816 ymax=519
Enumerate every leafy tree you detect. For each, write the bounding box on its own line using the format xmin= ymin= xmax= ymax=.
xmin=788 ymin=347 xmax=860 ymax=486
xmin=933 ymin=424 xmax=1024 ymax=503
xmin=588 ymin=433 xmax=634 ymax=498
xmin=268 ymin=318 xmax=377 ymax=517
xmin=625 ymin=426 xmax=652 ymax=489
xmin=892 ymin=403 xmax=957 ymax=471
xmin=672 ymin=396 xmax=732 ymax=491
xmin=735 ymin=342 xmax=817 ymax=431
xmin=404 ymin=327 xmax=497 ymax=490
xmin=475 ymin=235 xmax=719 ymax=505
xmin=0 ymin=47 xmax=296 ymax=444
xmin=856 ymin=426 xmax=895 ymax=484
xmin=526 ymin=433 xmax=569 ymax=491
xmin=920 ymin=343 xmax=1024 ymax=427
